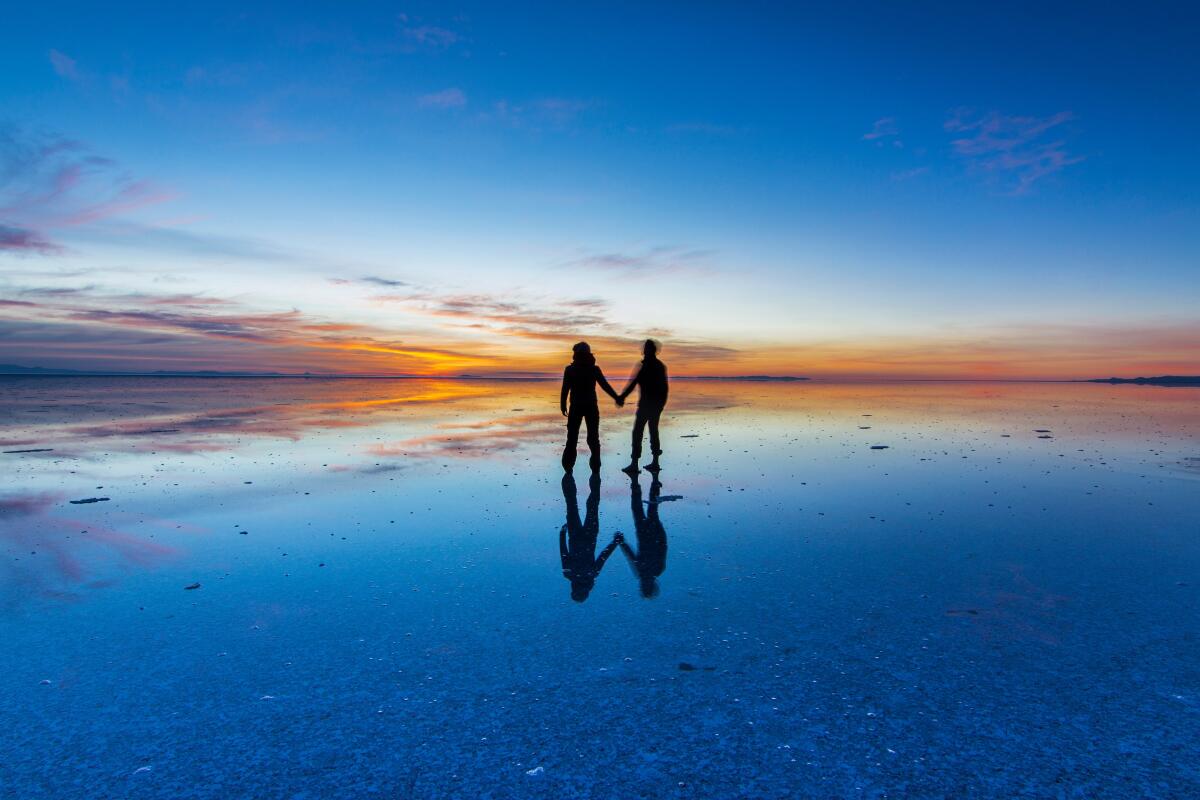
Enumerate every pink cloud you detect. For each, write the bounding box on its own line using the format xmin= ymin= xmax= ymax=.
xmin=0 ymin=224 xmax=62 ymax=254
xmin=0 ymin=128 xmax=176 ymax=252
xmin=62 ymin=180 xmax=178 ymax=225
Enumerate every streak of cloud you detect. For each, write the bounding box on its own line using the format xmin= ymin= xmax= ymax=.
xmin=0 ymin=223 xmax=61 ymax=254
xmin=48 ymin=49 xmax=79 ymax=80
xmin=945 ymin=109 xmax=1083 ymax=194
xmin=862 ymin=117 xmax=901 ymax=145
xmin=0 ymin=125 xmax=175 ymax=253
xmin=561 ymin=245 xmax=715 ymax=277
xmin=418 ymin=88 xmax=467 ymax=109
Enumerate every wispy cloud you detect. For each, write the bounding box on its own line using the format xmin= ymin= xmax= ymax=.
xmin=665 ymin=122 xmax=738 ymax=136
xmin=397 ymin=15 xmax=461 ymax=50
xmin=329 ymin=275 xmax=409 ymax=289
xmin=891 ymin=166 xmax=929 ymax=182
xmin=418 ymin=88 xmax=467 ymax=109
xmin=945 ymin=109 xmax=1083 ymax=194
xmin=358 ymin=275 xmax=409 ymax=288
xmin=0 ymin=223 xmax=61 ymax=255
xmin=0 ymin=285 xmax=497 ymax=374
xmin=562 ymin=245 xmax=715 ymax=277
xmin=377 ymin=290 xmax=612 ymax=333
xmin=0 ymin=125 xmax=175 ymax=253
xmin=370 ymin=286 xmax=740 ymax=368
xmin=862 ymin=117 xmax=901 ymax=146
xmin=482 ymin=97 xmax=596 ymax=131
xmin=48 ymin=49 xmax=79 ymax=81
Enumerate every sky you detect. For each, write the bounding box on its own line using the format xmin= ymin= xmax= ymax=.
xmin=1 ymin=1 xmax=1198 ymax=379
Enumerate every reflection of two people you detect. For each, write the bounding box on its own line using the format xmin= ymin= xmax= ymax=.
xmin=560 ymin=472 xmax=668 ymax=602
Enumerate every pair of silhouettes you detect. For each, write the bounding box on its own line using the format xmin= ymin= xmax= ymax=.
xmin=559 ymin=471 xmax=668 ymax=602
xmin=560 ymin=339 xmax=669 ymax=475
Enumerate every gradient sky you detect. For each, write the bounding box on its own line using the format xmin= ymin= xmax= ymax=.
xmin=1 ymin=1 xmax=1198 ymax=378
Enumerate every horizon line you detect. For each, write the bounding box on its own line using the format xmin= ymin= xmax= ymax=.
xmin=2 ymin=366 xmax=1195 ymax=384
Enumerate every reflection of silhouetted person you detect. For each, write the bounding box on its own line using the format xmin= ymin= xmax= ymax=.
xmin=619 ymin=339 xmax=669 ymax=474
xmin=560 ymin=341 xmax=622 ymax=473
xmin=560 ymin=473 xmax=619 ymax=602
xmin=618 ymin=474 xmax=668 ymax=598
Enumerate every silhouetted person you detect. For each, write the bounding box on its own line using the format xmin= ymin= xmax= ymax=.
xmin=560 ymin=473 xmax=620 ymax=602
xmin=618 ymin=474 xmax=668 ymax=598
xmin=619 ymin=339 xmax=669 ymax=474
xmin=560 ymin=341 xmax=622 ymax=472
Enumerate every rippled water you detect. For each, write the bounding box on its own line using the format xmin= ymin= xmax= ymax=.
xmin=2 ymin=376 xmax=1198 ymax=798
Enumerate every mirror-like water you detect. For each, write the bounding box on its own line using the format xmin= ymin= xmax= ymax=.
xmin=2 ymin=377 xmax=1198 ymax=798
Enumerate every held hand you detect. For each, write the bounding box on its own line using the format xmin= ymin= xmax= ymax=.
xmin=615 ymin=396 xmax=625 ymax=408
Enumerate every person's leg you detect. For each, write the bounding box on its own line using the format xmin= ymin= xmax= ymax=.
xmin=585 ymin=407 xmax=601 ymax=471
xmin=647 ymin=407 xmax=662 ymax=463
xmin=562 ymin=409 xmax=582 ymax=471
xmin=630 ymin=408 xmax=647 ymax=463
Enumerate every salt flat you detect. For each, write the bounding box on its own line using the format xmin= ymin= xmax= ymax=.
xmin=1 ymin=377 xmax=1198 ymax=798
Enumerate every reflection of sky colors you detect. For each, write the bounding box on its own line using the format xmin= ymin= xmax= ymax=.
xmin=2 ymin=377 xmax=1200 ymax=795
xmin=0 ymin=491 xmax=175 ymax=604
xmin=3 ymin=376 xmax=1198 ymax=604
xmin=2 ymin=4 xmax=1199 ymax=378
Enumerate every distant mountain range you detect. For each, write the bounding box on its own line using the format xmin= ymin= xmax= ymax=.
xmin=1087 ymin=375 xmax=1200 ymax=386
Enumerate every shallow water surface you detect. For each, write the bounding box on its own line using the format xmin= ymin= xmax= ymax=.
xmin=1 ymin=377 xmax=1198 ymax=798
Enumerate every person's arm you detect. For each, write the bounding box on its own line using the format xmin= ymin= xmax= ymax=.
xmin=661 ymin=363 xmax=669 ymax=406
xmin=619 ymin=542 xmax=640 ymax=576
xmin=595 ymin=367 xmax=620 ymax=403
xmin=560 ymin=525 xmax=569 ymax=560
xmin=560 ymin=368 xmax=570 ymax=416
xmin=595 ymin=535 xmax=620 ymax=573
xmin=619 ymin=363 xmax=642 ymax=401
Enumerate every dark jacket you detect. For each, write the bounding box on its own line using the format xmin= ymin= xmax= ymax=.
xmin=624 ymin=356 xmax=669 ymax=408
xmin=561 ymin=359 xmax=619 ymax=411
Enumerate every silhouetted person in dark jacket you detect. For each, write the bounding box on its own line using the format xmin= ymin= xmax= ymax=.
xmin=618 ymin=474 xmax=668 ymax=598
xmin=560 ymin=341 xmax=622 ymax=472
xmin=619 ymin=339 xmax=669 ymax=474
xmin=560 ymin=472 xmax=620 ymax=602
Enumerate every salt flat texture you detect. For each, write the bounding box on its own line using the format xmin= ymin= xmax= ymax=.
xmin=1 ymin=377 xmax=1198 ymax=798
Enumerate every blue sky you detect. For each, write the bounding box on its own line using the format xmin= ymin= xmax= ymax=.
xmin=1 ymin=1 xmax=1197 ymax=376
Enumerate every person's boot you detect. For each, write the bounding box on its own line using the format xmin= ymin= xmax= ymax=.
xmin=621 ymin=461 xmax=639 ymax=476
xmin=644 ymin=449 xmax=662 ymax=473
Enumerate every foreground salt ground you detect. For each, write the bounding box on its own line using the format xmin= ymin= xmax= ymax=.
xmin=1 ymin=377 xmax=1198 ymax=798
